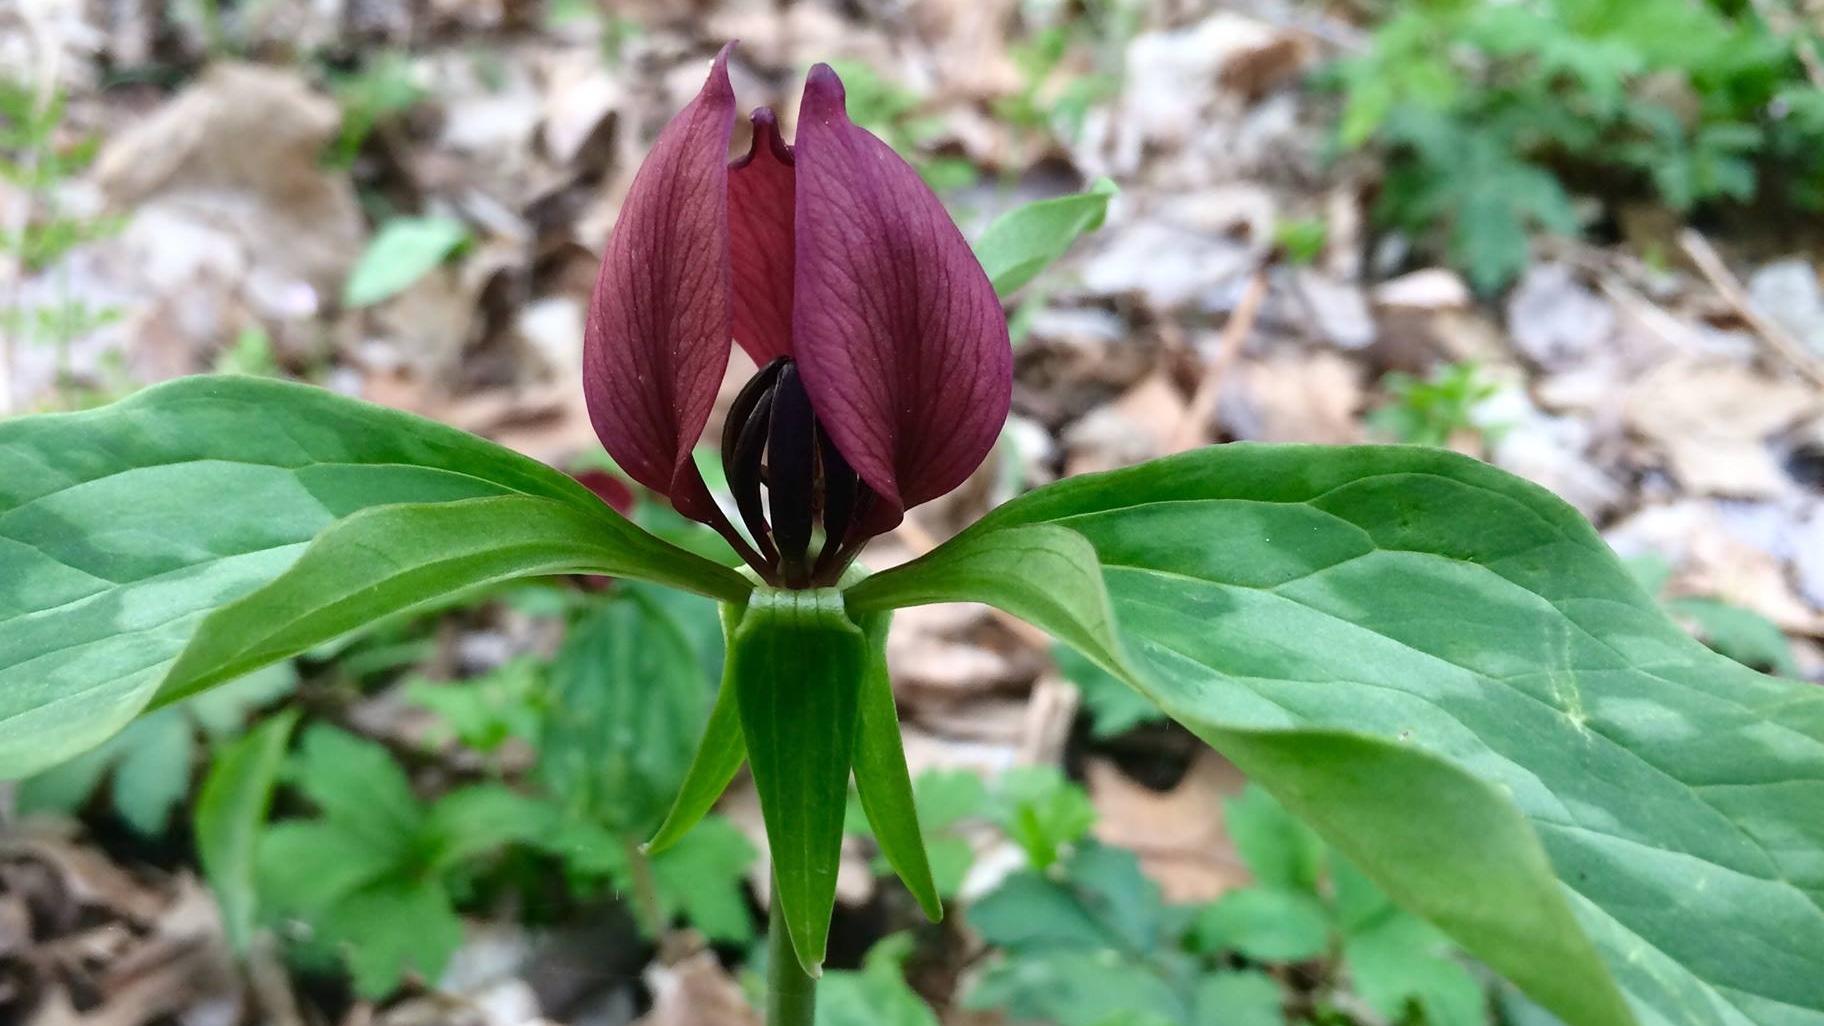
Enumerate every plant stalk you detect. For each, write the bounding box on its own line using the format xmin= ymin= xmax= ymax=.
xmin=765 ymin=882 xmax=816 ymax=1026
xmin=621 ymin=834 xmax=666 ymax=941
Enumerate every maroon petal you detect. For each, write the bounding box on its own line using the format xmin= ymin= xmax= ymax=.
xmin=789 ymin=64 xmax=1011 ymax=532
xmin=728 ymin=108 xmax=796 ymax=364
xmin=571 ymin=468 xmax=636 ymax=515
xmin=582 ymin=45 xmax=736 ymax=522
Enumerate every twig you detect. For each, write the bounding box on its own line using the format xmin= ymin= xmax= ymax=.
xmin=1171 ymin=265 xmax=1269 ymax=452
xmin=1679 ymin=229 xmax=1824 ymax=389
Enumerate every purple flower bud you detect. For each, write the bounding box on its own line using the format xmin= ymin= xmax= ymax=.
xmin=583 ymin=43 xmax=1011 ymax=586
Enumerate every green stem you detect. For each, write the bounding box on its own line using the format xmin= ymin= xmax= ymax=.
xmin=766 ymin=883 xmax=817 ymax=1026
xmin=622 ymin=834 xmax=665 ymax=941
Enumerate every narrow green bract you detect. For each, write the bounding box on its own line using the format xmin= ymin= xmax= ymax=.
xmin=730 ymin=586 xmax=866 ymax=975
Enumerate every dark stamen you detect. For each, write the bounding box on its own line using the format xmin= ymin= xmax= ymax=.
xmin=810 ymin=426 xmax=862 ymax=583
xmin=767 ymin=363 xmax=817 ymax=585
xmin=723 ymin=359 xmax=786 ymax=564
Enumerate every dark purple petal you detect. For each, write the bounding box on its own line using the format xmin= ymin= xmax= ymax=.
xmin=582 ymin=45 xmax=736 ymax=522
xmin=729 ymin=107 xmax=796 ymax=364
xmin=571 ymin=468 xmax=636 ymax=515
xmin=789 ymin=64 xmax=1011 ymax=532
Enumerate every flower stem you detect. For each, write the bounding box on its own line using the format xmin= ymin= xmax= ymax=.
xmin=766 ymin=883 xmax=816 ymax=1026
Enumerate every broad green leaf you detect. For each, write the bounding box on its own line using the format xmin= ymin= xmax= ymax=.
xmin=343 ymin=215 xmax=469 ymax=308
xmin=1188 ymin=887 xmax=1332 ymax=962
xmin=1055 ymin=641 xmax=1164 ymax=738
xmin=1345 ymin=912 xmax=1487 ymax=1026
xmin=289 ymin=725 xmax=423 ymax=857
xmin=19 ymin=665 xmax=297 ymax=834
xmin=0 ymin=376 xmax=745 ymax=778
xmin=993 ymin=765 xmax=1098 ymax=872
xmin=258 ymin=820 xmax=402 ymax=914
xmin=539 ymin=586 xmax=712 ymax=836
xmin=976 ymin=178 xmax=1117 ymax=296
xmin=848 ymin=443 xmax=1824 ymax=1026
xmin=1194 ymin=970 xmax=1288 ymax=1026
xmin=196 ymin=709 xmax=298 ymax=952
xmin=162 ymin=496 xmax=746 ymax=706
xmin=326 ymin=876 xmax=465 ymax=997
xmin=818 ymin=934 xmax=940 ymax=1026
xmin=424 ymin=784 xmax=561 ymax=871
xmin=1223 ymin=784 xmax=1326 ymax=894
xmin=965 ymin=949 xmax=1185 ymax=1026
xmin=969 ymin=843 xmax=1164 ymax=957
xmin=730 ymin=586 xmax=866 ymax=975
xmin=850 ymin=608 xmax=942 ymax=920
xmin=651 ymin=816 xmax=757 ymax=943
xmin=1665 ymin=596 xmax=1799 ymax=676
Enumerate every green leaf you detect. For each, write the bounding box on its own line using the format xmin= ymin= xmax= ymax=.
xmin=423 ymin=784 xmax=559 ymax=871
xmin=289 ymin=725 xmax=423 ymax=856
xmin=343 ymin=216 xmax=469 ymax=308
xmin=650 ymin=815 xmax=757 ymax=943
xmin=0 ymin=375 xmax=745 ymax=778
xmin=107 ymin=708 xmax=194 ymax=835
xmin=1194 ymin=970 xmax=1287 ymax=1026
xmin=326 ymin=876 xmax=466 ymax=997
xmin=730 ymin=587 xmax=867 ymax=975
xmin=1055 ymin=641 xmax=1164 ymax=738
xmin=993 ymin=765 xmax=1098 ymax=872
xmin=196 ymin=709 xmax=298 ymax=953
xmin=976 ymin=178 xmax=1117 ymax=296
xmin=818 ymin=934 xmax=940 ymax=1026
xmin=850 ymin=607 xmax=942 ymax=921
xmin=1223 ymin=784 xmax=1326 ymax=893
xmin=849 ymin=443 xmax=1824 ymax=1026
xmin=645 ymin=600 xmax=750 ymax=854
xmin=970 ymin=843 xmax=1164 ymax=957
xmin=965 ymin=949 xmax=1186 ymax=1026
xmin=539 ymin=587 xmax=712 ymax=836
xmin=163 ymin=496 xmax=746 ymax=707
xmin=1188 ymin=887 xmax=1332 ymax=962
xmin=1345 ymin=912 xmax=1487 ymax=1026
xmin=1664 ymin=596 xmax=1799 ymax=676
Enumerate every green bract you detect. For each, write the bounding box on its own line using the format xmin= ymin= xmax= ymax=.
xmin=5 ymin=379 xmax=1822 ymax=1026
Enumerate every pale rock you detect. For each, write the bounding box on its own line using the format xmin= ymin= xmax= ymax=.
xmin=1120 ymin=14 xmax=1296 ymax=150
xmin=1288 ymin=267 xmax=1375 ymax=349
xmin=1374 ymin=268 xmax=1472 ymax=311
xmin=1505 ymin=263 xmax=1615 ymax=370
xmin=516 ymin=296 xmax=585 ymax=380
xmin=1748 ymin=259 xmax=1824 ymax=359
xmin=1082 ymin=219 xmax=1254 ymax=309
xmin=1483 ymin=387 xmax=1626 ymax=519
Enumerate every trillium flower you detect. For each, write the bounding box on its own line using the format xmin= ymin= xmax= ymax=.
xmin=583 ymin=43 xmax=1011 ymax=588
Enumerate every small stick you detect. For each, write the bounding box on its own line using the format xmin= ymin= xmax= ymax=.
xmin=1171 ymin=265 xmax=1270 ymax=452
xmin=1679 ymin=229 xmax=1824 ymax=389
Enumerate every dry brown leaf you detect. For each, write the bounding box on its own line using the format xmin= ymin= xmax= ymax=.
xmin=638 ymin=951 xmax=760 ymax=1026
xmin=1220 ymin=350 xmax=1363 ymax=444
xmin=1086 ymin=751 xmax=1250 ymax=904
xmin=1624 ymin=359 xmax=1819 ymax=496
xmin=95 ymin=62 xmax=364 ymax=297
